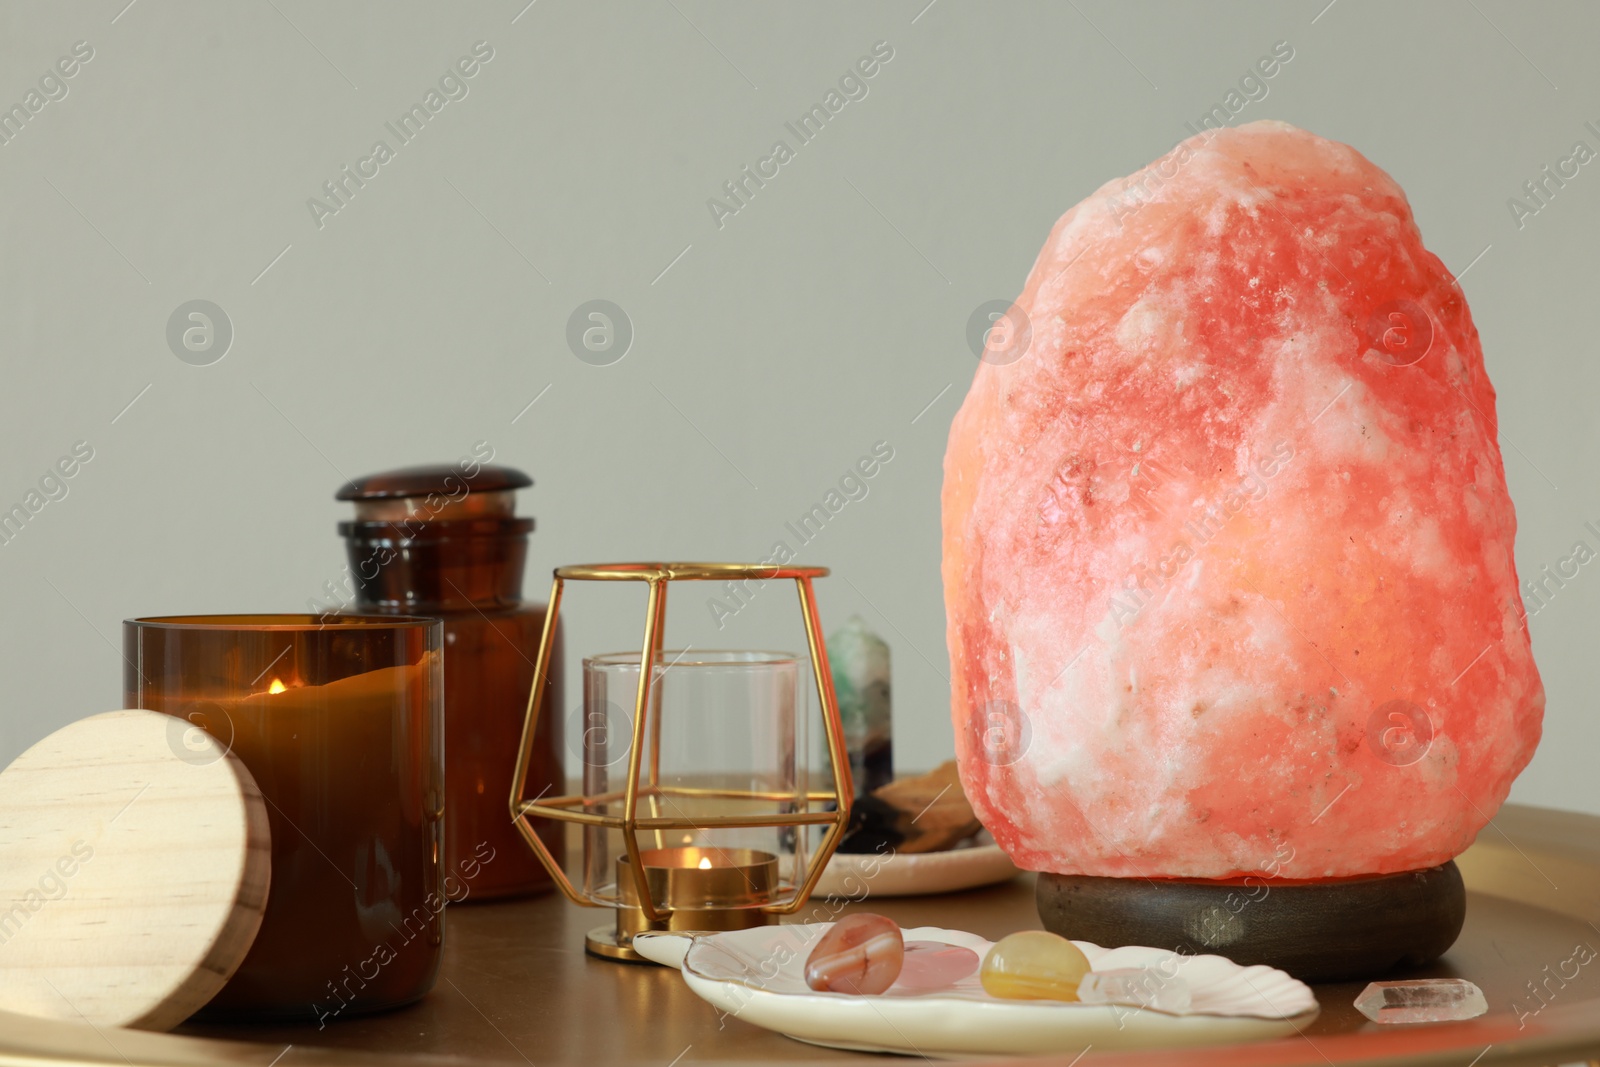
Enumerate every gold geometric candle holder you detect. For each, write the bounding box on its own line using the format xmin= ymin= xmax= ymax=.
xmin=509 ymin=562 xmax=854 ymax=961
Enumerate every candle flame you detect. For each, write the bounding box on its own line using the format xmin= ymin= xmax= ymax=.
xmin=268 ymin=678 xmax=287 ymax=695
xmin=697 ymin=857 xmax=712 ymax=870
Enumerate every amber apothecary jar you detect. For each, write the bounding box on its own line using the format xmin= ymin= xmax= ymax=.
xmin=123 ymin=614 xmax=443 ymax=1021
xmin=335 ymin=463 xmax=564 ymax=900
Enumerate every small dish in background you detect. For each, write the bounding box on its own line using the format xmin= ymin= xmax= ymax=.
xmin=815 ymin=832 xmax=1018 ymax=898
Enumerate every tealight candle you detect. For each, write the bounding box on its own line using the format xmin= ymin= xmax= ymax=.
xmin=611 ymin=847 xmax=779 ymax=946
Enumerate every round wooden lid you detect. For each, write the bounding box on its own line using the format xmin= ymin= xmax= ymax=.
xmin=0 ymin=710 xmax=270 ymax=1030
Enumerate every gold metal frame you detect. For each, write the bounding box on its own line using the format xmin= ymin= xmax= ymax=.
xmin=508 ymin=562 xmax=854 ymax=923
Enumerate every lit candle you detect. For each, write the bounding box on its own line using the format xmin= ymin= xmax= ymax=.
xmin=606 ymin=847 xmax=781 ymax=949
xmin=123 ymin=614 xmax=443 ymax=1022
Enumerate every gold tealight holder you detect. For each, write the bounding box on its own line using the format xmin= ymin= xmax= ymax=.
xmin=509 ymin=563 xmax=853 ymax=961
xmin=610 ymin=847 xmax=778 ymax=952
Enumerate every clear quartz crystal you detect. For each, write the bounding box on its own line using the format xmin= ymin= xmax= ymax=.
xmin=1355 ymin=979 xmax=1488 ymax=1024
xmin=1077 ymin=968 xmax=1193 ymax=1013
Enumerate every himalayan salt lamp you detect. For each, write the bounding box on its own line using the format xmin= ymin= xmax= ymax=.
xmin=943 ymin=120 xmax=1543 ymax=883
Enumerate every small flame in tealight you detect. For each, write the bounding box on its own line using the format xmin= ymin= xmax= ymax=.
xmin=697 ymin=857 xmax=712 ymax=870
xmin=268 ymin=678 xmax=287 ymax=695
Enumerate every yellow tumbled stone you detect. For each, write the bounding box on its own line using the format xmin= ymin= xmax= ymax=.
xmin=980 ymin=931 xmax=1091 ymax=1002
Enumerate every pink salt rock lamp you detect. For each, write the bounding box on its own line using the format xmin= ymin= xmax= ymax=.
xmin=942 ymin=120 xmax=1543 ymax=979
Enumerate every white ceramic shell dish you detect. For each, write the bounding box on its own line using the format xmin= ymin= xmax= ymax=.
xmin=636 ymin=924 xmax=1319 ymax=1058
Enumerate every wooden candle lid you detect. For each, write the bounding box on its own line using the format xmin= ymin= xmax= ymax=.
xmin=0 ymin=709 xmax=270 ymax=1030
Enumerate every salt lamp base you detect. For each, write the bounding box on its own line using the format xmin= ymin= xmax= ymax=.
xmin=1035 ymin=861 xmax=1465 ymax=984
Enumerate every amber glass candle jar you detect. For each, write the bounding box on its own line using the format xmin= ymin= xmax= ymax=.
xmin=123 ymin=614 xmax=443 ymax=1022
xmin=335 ymin=463 xmax=563 ymax=900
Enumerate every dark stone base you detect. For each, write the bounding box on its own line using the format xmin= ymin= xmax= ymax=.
xmin=1035 ymin=861 xmax=1465 ymax=984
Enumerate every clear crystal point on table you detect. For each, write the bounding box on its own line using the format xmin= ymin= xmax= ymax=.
xmin=1354 ymin=979 xmax=1487 ymax=1023
xmin=1078 ymin=968 xmax=1193 ymax=1013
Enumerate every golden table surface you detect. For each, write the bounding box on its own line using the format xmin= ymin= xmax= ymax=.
xmin=3 ymin=804 xmax=1599 ymax=1066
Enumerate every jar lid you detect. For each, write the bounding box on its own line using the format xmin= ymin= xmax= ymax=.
xmin=336 ymin=464 xmax=532 ymax=501
xmin=0 ymin=709 xmax=270 ymax=1030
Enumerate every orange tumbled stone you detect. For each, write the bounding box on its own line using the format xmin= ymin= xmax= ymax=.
xmin=805 ymin=913 xmax=905 ymax=995
xmin=942 ymin=120 xmax=1543 ymax=880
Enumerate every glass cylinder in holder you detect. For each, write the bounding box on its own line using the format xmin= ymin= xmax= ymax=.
xmin=579 ymin=650 xmax=809 ymax=913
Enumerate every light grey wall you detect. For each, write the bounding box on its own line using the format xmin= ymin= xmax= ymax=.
xmin=1 ymin=1 xmax=1595 ymax=815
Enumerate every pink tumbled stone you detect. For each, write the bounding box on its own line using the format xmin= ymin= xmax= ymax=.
xmin=943 ymin=120 xmax=1543 ymax=880
xmin=805 ymin=914 xmax=905 ymax=995
xmin=888 ymin=941 xmax=981 ymax=994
